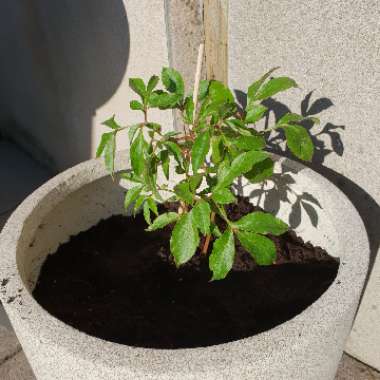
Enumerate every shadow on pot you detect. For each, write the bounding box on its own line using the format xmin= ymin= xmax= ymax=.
xmin=234 ymin=89 xmax=380 ymax=288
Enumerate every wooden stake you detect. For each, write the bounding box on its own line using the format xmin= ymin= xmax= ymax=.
xmin=204 ymin=0 xmax=228 ymax=84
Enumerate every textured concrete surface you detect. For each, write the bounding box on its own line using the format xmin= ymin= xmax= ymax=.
xmin=0 ymin=0 xmax=173 ymax=170
xmin=0 ymin=153 xmax=369 ymax=379
xmin=228 ymin=0 xmax=380 ymax=370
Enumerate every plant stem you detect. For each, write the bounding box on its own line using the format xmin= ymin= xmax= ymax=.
xmin=202 ymin=211 xmax=215 ymax=255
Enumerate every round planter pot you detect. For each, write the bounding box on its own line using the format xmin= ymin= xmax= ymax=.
xmin=0 ymin=152 xmax=369 ymax=380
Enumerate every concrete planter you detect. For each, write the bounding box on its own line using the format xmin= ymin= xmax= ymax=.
xmin=0 ymin=152 xmax=369 ymax=380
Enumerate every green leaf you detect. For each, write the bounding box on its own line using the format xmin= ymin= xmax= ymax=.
xmin=147 ymin=212 xmax=179 ymax=231
xmin=130 ymin=100 xmax=144 ymax=111
xmin=211 ymin=223 xmax=222 ymax=238
xmin=124 ymin=185 xmax=143 ymax=210
xmin=255 ymin=77 xmax=298 ymax=101
xmin=147 ymin=75 xmax=159 ymax=93
xmin=149 ymin=91 xmax=182 ymax=109
xmin=133 ymin=194 xmax=145 ymax=215
xmin=211 ymin=135 xmax=224 ymax=164
xmin=234 ymin=135 xmax=265 ymax=151
xmin=212 ymin=188 xmax=236 ymax=204
xmin=174 ymin=180 xmax=193 ymax=204
xmin=283 ymin=124 xmax=314 ymax=161
xmin=237 ymin=231 xmax=276 ymax=265
xmin=209 ymin=228 xmax=235 ymax=280
xmin=160 ymin=150 xmax=170 ymax=179
xmin=146 ymin=122 xmax=162 ymax=133
xmin=198 ymin=80 xmax=210 ymax=100
xmin=128 ymin=124 xmax=140 ymax=143
xmin=244 ymin=157 xmax=274 ymax=183
xmin=191 ymin=130 xmax=210 ymax=173
xmin=163 ymin=141 xmax=183 ymax=166
xmin=129 ymin=78 xmax=146 ymax=100
xmin=247 ymin=67 xmax=279 ymax=103
xmin=277 ymin=112 xmax=304 ymax=125
xmin=184 ymin=96 xmax=194 ymax=124
xmin=104 ymin=133 xmax=116 ymax=173
xmin=215 ymin=150 xmax=269 ymax=190
xmin=146 ymin=197 xmax=158 ymax=216
xmin=234 ymin=211 xmax=288 ymax=236
xmin=208 ymin=81 xmax=234 ymax=103
xmin=119 ymin=171 xmax=142 ymax=183
xmin=130 ymin=130 xmax=146 ymax=176
xmin=192 ymin=199 xmax=211 ymax=235
xmin=96 ymin=132 xmax=113 ymax=158
xmin=170 ymin=212 xmax=199 ymax=266
xmin=161 ymin=67 xmax=184 ymax=96
xmin=102 ymin=115 xmax=121 ymax=130
xmin=245 ymin=104 xmax=268 ymax=124
xmin=143 ymin=201 xmax=151 ymax=224
xmin=189 ymin=173 xmax=203 ymax=192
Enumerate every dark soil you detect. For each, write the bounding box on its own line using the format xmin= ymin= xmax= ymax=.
xmin=33 ymin=197 xmax=339 ymax=349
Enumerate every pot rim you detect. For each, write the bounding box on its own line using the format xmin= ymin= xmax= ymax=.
xmin=0 ymin=151 xmax=370 ymax=374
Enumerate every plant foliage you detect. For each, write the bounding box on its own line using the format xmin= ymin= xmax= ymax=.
xmin=97 ymin=68 xmax=318 ymax=280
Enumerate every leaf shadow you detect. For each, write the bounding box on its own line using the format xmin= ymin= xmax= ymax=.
xmin=234 ymin=90 xmax=342 ymax=228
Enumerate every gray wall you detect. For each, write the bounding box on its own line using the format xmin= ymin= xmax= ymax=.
xmin=0 ymin=0 xmax=173 ymax=170
xmin=229 ymin=0 xmax=380 ymax=369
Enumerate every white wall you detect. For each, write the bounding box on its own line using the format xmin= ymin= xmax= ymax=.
xmin=228 ymin=0 xmax=380 ymax=370
xmin=0 ymin=0 xmax=173 ymax=170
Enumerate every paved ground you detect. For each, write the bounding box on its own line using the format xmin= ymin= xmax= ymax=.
xmin=0 ymin=140 xmax=379 ymax=379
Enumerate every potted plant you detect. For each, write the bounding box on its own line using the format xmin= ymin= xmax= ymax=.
xmin=0 ymin=63 xmax=369 ymax=380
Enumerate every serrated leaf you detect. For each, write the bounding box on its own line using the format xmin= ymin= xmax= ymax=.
xmin=198 ymin=80 xmax=210 ymax=100
xmin=133 ymin=194 xmax=146 ymax=215
xmin=234 ymin=211 xmax=288 ymax=236
xmin=234 ymin=135 xmax=265 ymax=151
xmin=184 ymin=96 xmax=194 ymax=124
xmin=129 ymin=78 xmax=146 ymax=100
xmin=209 ymin=228 xmax=235 ymax=280
xmin=237 ymin=231 xmax=276 ymax=265
xmin=149 ymin=91 xmax=182 ymax=109
xmin=104 ymin=132 xmax=116 ymax=173
xmin=255 ymin=77 xmax=298 ymax=101
xmin=130 ymin=130 xmax=146 ymax=176
xmin=208 ymin=81 xmax=234 ymax=103
xmin=283 ymin=124 xmax=314 ymax=161
xmin=147 ymin=75 xmax=159 ymax=93
xmin=191 ymin=130 xmax=210 ymax=173
xmin=215 ymin=150 xmax=269 ymax=190
xmin=143 ymin=201 xmax=151 ymax=224
xmin=124 ymin=185 xmax=143 ymax=210
xmin=102 ymin=115 xmax=121 ymax=130
xmin=192 ymin=199 xmax=211 ymax=235
xmin=96 ymin=132 xmax=113 ymax=158
xmin=244 ymin=157 xmax=274 ymax=183
xmin=130 ymin=100 xmax=144 ymax=111
xmin=147 ymin=212 xmax=179 ymax=231
xmin=162 ymin=67 xmax=185 ymax=96
xmin=247 ymin=67 xmax=280 ymax=103
xmin=211 ymin=135 xmax=224 ymax=164
xmin=128 ymin=124 xmax=140 ymax=143
xmin=245 ymin=104 xmax=268 ymax=124
xmin=211 ymin=188 xmax=236 ymax=204
xmin=160 ymin=150 xmax=170 ymax=179
xmin=277 ymin=112 xmax=304 ymax=125
xmin=146 ymin=197 xmax=158 ymax=216
xmin=163 ymin=141 xmax=183 ymax=166
xmin=174 ymin=180 xmax=193 ymax=204
xmin=211 ymin=223 xmax=222 ymax=238
xmin=170 ymin=212 xmax=199 ymax=266
xmin=189 ymin=173 xmax=203 ymax=192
